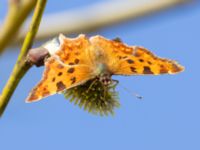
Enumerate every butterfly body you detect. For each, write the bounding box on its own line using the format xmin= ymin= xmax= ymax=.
xmin=26 ymin=34 xmax=184 ymax=102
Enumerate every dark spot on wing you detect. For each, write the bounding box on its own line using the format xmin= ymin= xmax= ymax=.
xmin=160 ymin=64 xmax=164 ymax=68
xmin=130 ymin=67 xmax=137 ymax=73
xmin=56 ymin=81 xmax=66 ymax=92
xmin=143 ymin=66 xmax=153 ymax=74
xmin=147 ymin=61 xmax=152 ymax=65
xmin=70 ymin=77 xmax=76 ymax=84
xmin=74 ymin=59 xmax=79 ymax=64
xmin=118 ymin=56 xmax=128 ymax=60
xmin=139 ymin=59 xmax=144 ymax=62
xmin=68 ymin=62 xmax=74 ymax=65
xmin=67 ymin=68 xmax=75 ymax=73
xmin=58 ymin=72 xmax=63 ymax=76
xmin=52 ymin=77 xmax=56 ymax=82
xmin=122 ymin=56 xmax=128 ymax=59
xmin=127 ymin=59 xmax=134 ymax=64
xmin=118 ymin=56 xmax=122 ymax=59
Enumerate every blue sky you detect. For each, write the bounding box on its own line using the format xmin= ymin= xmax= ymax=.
xmin=0 ymin=1 xmax=200 ymax=150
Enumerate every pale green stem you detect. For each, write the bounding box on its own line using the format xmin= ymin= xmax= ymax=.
xmin=0 ymin=0 xmax=37 ymax=54
xmin=0 ymin=0 xmax=47 ymax=117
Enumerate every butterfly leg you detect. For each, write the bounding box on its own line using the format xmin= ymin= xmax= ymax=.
xmin=109 ymin=79 xmax=119 ymax=89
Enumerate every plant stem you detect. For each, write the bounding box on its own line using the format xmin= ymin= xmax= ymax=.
xmin=0 ymin=0 xmax=47 ymax=117
xmin=0 ymin=0 xmax=37 ymax=54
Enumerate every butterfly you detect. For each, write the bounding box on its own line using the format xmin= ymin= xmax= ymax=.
xmin=26 ymin=34 xmax=184 ymax=102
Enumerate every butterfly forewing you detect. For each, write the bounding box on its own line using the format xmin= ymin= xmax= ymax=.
xmin=90 ymin=35 xmax=184 ymax=76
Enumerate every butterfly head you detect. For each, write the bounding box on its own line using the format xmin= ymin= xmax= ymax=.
xmin=94 ymin=63 xmax=112 ymax=86
xmin=96 ymin=73 xmax=111 ymax=86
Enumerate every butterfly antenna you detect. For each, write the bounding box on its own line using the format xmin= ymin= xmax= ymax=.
xmin=118 ymin=81 xmax=143 ymax=100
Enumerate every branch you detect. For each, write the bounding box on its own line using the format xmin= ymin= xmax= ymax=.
xmin=0 ymin=0 xmax=36 ymax=54
xmin=0 ymin=0 xmax=47 ymax=117
xmin=17 ymin=0 xmax=189 ymax=42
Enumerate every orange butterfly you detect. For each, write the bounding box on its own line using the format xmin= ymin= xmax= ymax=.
xmin=26 ymin=34 xmax=184 ymax=102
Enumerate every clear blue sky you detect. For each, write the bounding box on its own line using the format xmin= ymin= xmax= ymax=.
xmin=0 ymin=1 xmax=200 ymax=150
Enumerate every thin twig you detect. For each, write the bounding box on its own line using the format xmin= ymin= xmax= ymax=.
xmin=0 ymin=0 xmax=47 ymax=117
xmin=0 ymin=0 xmax=36 ymax=54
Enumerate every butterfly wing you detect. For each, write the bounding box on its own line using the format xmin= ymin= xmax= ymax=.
xmin=54 ymin=34 xmax=92 ymax=65
xmin=90 ymin=36 xmax=184 ymax=75
xmin=27 ymin=34 xmax=95 ymax=102
xmin=26 ymin=56 xmax=94 ymax=102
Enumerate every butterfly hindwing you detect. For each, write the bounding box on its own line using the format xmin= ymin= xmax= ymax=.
xmin=90 ymin=36 xmax=184 ymax=75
